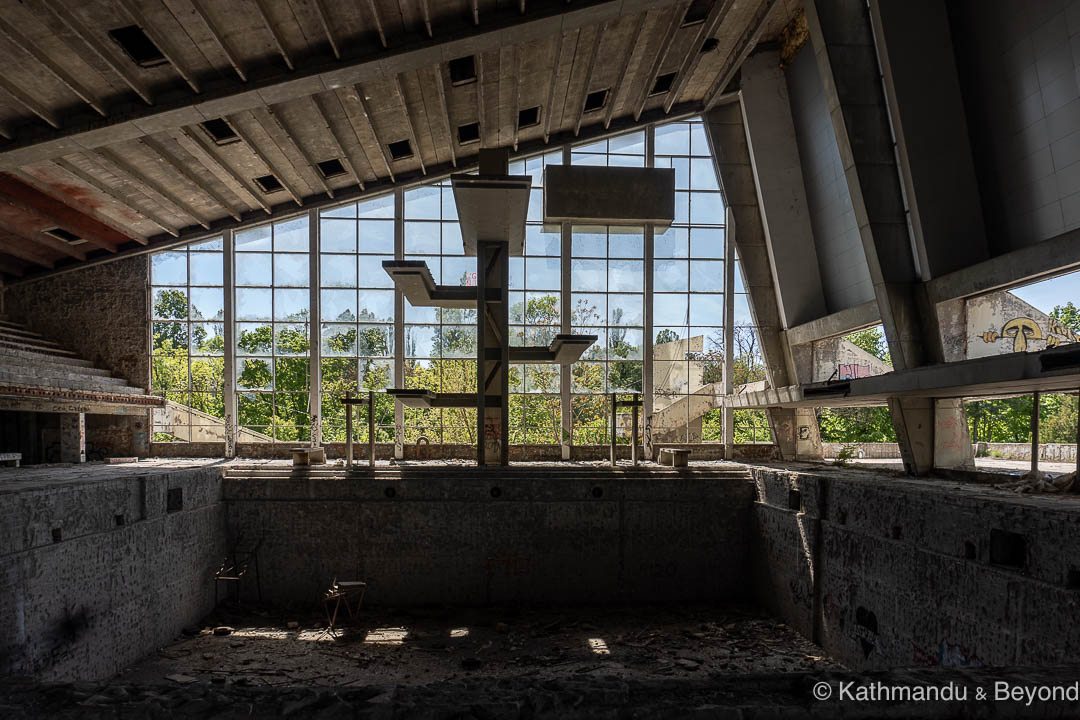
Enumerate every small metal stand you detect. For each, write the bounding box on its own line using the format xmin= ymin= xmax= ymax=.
xmin=610 ymin=392 xmax=644 ymax=467
xmin=343 ymin=390 xmax=376 ymax=468
xmin=323 ymin=578 xmax=367 ymax=628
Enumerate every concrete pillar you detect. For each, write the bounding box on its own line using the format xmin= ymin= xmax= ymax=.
xmin=59 ymin=412 xmax=85 ymax=464
xmin=131 ymin=412 xmax=150 ymax=457
xmin=766 ymin=406 xmax=824 ymax=462
xmin=739 ymin=49 xmax=827 ymax=328
xmin=888 ymin=397 xmax=932 ymax=475
xmin=933 ymin=398 xmax=975 ymax=471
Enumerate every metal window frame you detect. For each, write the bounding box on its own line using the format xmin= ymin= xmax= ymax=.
xmin=151 ymin=112 xmax=743 ymax=457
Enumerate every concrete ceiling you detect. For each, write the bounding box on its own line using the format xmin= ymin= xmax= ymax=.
xmin=0 ymin=0 xmax=799 ymax=282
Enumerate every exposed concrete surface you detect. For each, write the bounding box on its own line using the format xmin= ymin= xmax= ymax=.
xmin=6 ymin=665 xmax=1080 ymax=718
xmin=116 ymin=604 xmax=838 ymax=687
xmin=0 ymin=460 xmax=226 ymax=681
xmin=223 ymin=463 xmax=756 ymax=606
xmin=748 ymin=462 xmax=1080 ymax=670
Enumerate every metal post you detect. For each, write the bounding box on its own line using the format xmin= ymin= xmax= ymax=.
xmin=631 ymin=393 xmax=640 ymax=466
xmin=308 ymin=208 xmax=321 ymax=448
xmin=722 ymin=206 xmax=735 ymax=456
xmin=223 ymin=228 xmax=237 ymax=459
xmin=368 ymin=390 xmax=376 ymax=468
xmin=345 ymin=390 xmax=353 ymax=468
xmin=610 ymin=391 xmax=618 ymax=467
xmin=560 ymin=144 xmax=573 ymax=461
xmin=643 ymin=126 xmax=655 ymax=463
xmin=1031 ymin=390 xmax=1040 ymax=476
xmin=1075 ymin=389 xmax=1079 ymax=478
xmin=393 ymin=187 xmax=405 ymax=460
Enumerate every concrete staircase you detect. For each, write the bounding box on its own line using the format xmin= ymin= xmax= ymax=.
xmin=0 ymin=316 xmax=147 ymax=398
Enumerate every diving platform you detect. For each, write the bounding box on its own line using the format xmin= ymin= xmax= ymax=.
xmin=508 ymin=334 xmax=599 ymax=364
xmin=382 ymin=261 xmax=478 ymax=308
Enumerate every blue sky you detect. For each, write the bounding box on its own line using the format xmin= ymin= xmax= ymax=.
xmin=1010 ymin=271 xmax=1079 ymax=312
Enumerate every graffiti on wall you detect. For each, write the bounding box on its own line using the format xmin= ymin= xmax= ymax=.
xmin=837 ymin=363 xmax=873 ymax=380
xmin=854 ymin=606 xmax=878 ymax=658
xmin=982 ymin=316 xmax=1078 ymax=353
xmin=912 ymin=640 xmax=983 ymax=668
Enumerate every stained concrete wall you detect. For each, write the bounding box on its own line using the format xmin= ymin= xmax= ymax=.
xmin=950 ymin=0 xmax=1080 ymax=252
xmin=0 ymin=465 xmax=224 ymax=681
xmin=4 ymin=256 xmax=149 ymax=389
xmin=224 ymin=469 xmax=755 ymax=607
xmin=749 ymin=464 xmax=1080 ymax=670
xmin=785 ymin=44 xmax=874 ymax=313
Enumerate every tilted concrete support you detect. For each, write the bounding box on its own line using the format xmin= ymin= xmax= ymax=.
xmin=705 ymin=102 xmax=790 ymax=389
xmin=889 ymin=397 xmax=974 ymax=475
xmin=769 ymin=406 xmax=825 ymax=462
xmin=705 ymin=100 xmax=824 ymax=461
xmin=59 ymin=412 xmax=85 ymax=464
xmin=804 ymin=0 xmax=973 ymax=474
xmin=739 ymin=50 xmax=827 ymax=329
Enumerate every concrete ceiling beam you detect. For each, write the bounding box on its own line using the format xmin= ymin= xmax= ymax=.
xmin=632 ymin=1 xmax=690 ymax=122
xmin=39 ymin=0 xmax=152 ymax=106
xmin=703 ymin=0 xmax=782 ymax=110
xmin=0 ymin=174 xmax=137 ymax=249
xmin=53 ymin=157 xmax=177 ymax=239
xmin=139 ymin=136 xmax=244 ymax=222
xmin=190 ymin=0 xmax=247 ymax=83
xmin=0 ymin=15 xmax=106 ymax=117
xmin=0 ymin=0 xmax=685 ymax=171
xmin=664 ymin=0 xmax=737 ymax=114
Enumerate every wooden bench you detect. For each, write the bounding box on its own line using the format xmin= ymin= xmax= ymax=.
xmin=659 ymin=447 xmax=691 ymax=467
xmin=0 ymin=452 xmax=21 ymax=467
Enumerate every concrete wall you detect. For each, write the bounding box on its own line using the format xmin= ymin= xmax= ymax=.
xmin=967 ymin=290 xmax=1077 ymax=358
xmin=750 ymin=464 xmax=1080 ymax=670
xmin=4 ymin=256 xmax=149 ymax=389
xmin=224 ymin=469 xmax=755 ymax=606
xmin=785 ymin=44 xmax=874 ymax=312
xmin=810 ymin=337 xmax=892 ymax=383
xmin=0 ymin=465 xmax=225 ymax=681
xmin=950 ymin=0 xmax=1080 ymax=252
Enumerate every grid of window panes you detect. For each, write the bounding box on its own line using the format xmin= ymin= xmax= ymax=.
xmin=508 ymin=150 xmax=563 ymax=444
xmin=402 ymin=180 xmax=476 ymax=443
xmin=319 ymin=194 xmax=395 ymax=443
xmin=569 ymin=131 xmax=646 ymax=444
xmin=234 ymin=217 xmax=311 ymax=441
xmin=652 ymin=118 xmax=726 ymax=443
xmin=150 ymin=238 xmax=225 ymax=441
xmin=730 ymin=248 xmax=771 ymax=442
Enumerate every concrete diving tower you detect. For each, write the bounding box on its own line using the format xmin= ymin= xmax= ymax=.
xmin=383 ymin=149 xmax=595 ymax=464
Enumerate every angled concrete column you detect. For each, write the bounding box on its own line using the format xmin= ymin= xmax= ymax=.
xmin=706 ymin=100 xmax=823 ymax=460
xmin=705 ymin=101 xmax=790 ymax=389
xmin=804 ymin=0 xmax=971 ymax=474
xmin=740 ymin=50 xmax=827 ymax=328
xmin=59 ymin=412 xmax=85 ymax=464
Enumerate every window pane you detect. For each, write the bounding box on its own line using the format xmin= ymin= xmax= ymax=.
xmin=273 ymin=253 xmax=309 ymax=287
xmin=236 ymin=253 xmax=271 ymax=286
xmin=274 ymin=217 xmax=309 ymax=251
xmin=321 ymin=219 xmax=356 ymax=252
xmin=237 ymin=225 xmax=271 ymax=252
xmin=151 ymin=252 xmax=186 ymax=285
xmin=322 ymin=254 xmax=358 ymax=287
xmin=188 ymin=252 xmax=222 ymax=285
